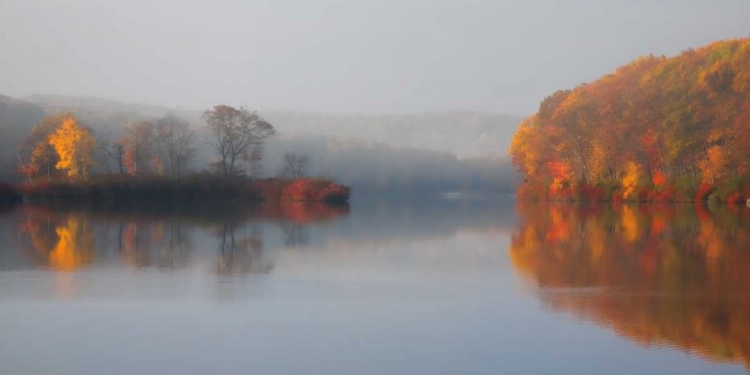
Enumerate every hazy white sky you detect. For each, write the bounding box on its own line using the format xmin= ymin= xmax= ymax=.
xmin=1 ymin=0 xmax=748 ymax=114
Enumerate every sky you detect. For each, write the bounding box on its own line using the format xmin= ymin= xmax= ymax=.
xmin=1 ymin=0 xmax=749 ymax=115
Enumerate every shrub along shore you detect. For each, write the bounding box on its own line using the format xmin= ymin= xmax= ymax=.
xmin=2 ymin=175 xmax=350 ymax=204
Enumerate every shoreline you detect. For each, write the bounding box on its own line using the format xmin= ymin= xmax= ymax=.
xmin=2 ymin=176 xmax=350 ymax=205
xmin=516 ymin=181 xmax=750 ymax=205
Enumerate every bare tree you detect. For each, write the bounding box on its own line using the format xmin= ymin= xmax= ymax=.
xmin=281 ymin=153 xmax=310 ymax=179
xmin=95 ymin=131 xmax=125 ymax=174
xmin=246 ymin=145 xmax=264 ymax=179
xmin=155 ymin=115 xmax=194 ymax=179
xmin=95 ymin=133 xmax=112 ymax=174
xmin=109 ymin=141 xmax=126 ymax=174
xmin=203 ymin=105 xmax=275 ymax=177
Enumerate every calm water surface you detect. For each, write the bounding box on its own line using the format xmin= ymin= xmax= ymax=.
xmin=0 ymin=199 xmax=748 ymax=374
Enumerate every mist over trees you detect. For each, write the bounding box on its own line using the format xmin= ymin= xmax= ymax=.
xmin=203 ymin=105 xmax=275 ymax=177
xmin=262 ymin=135 xmax=518 ymax=195
xmin=121 ymin=120 xmax=156 ymax=175
xmin=261 ymin=111 xmax=523 ymax=158
xmin=281 ymin=153 xmax=310 ymax=179
xmin=0 ymin=94 xmax=519 ymax=194
xmin=155 ymin=116 xmax=194 ymax=179
xmin=0 ymin=96 xmax=45 ymax=181
xmin=12 ymin=110 xmax=199 ymax=184
xmin=16 ymin=111 xmax=67 ymax=182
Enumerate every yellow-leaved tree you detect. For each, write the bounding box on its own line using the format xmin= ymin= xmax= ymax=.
xmin=48 ymin=116 xmax=96 ymax=179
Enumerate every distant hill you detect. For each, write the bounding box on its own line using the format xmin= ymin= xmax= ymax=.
xmin=262 ymin=111 xmax=523 ymax=158
xmin=0 ymin=96 xmax=45 ymax=180
xmin=26 ymin=94 xmax=178 ymax=119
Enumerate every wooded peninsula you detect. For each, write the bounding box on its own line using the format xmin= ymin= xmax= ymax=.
xmin=509 ymin=38 xmax=750 ymax=203
xmin=0 ymin=105 xmax=349 ymax=204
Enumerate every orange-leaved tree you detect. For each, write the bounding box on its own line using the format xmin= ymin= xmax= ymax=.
xmin=508 ymin=38 xmax=750 ymax=201
xmin=48 ymin=116 xmax=96 ymax=180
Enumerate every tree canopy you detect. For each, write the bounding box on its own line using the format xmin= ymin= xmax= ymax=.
xmin=48 ymin=116 xmax=96 ymax=179
xmin=509 ymin=38 xmax=750 ymax=202
xmin=203 ymin=105 xmax=275 ymax=177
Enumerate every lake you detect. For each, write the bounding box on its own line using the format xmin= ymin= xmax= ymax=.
xmin=0 ymin=198 xmax=748 ymax=374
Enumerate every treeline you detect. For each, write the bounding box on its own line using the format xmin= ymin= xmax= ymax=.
xmin=3 ymin=104 xmax=349 ymax=203
xmin=0 ymin=94 xmax=519 ymax=196
xmin=16 ymin=105 xmax=274 ymax=184
xmin=509 ymin=38 xmax=750 ymax=202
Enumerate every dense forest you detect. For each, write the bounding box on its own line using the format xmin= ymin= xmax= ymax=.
xmin=509 ymin=38 xmax=750 ymax=202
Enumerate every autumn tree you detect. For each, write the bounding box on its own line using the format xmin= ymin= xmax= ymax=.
xmin=203 ymin=105 xmax=275 ymax=177
xmin=154 ymin=115 xmax=194 ymax=179
xmin=15 ymin=112 xmax=74 ymax=183
xmin=47 ymin=116 xmax=96 ymax=180
xmin=508 ymin=37 xmax=750 ymax=202
xmin=121 ymin=121 xmax=156 ymax=175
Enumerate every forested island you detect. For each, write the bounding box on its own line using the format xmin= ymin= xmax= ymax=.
xmin=509 ymin=38 xmax=750 ymax=203
xmin=0 ymin=104 xmax=349 ymax=204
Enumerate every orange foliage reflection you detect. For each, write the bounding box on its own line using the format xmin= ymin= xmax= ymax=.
xmin=16 ymin=202 xmax=348 ymax=272
xmin=510 ymin=202 xmax=750 ymax=368
xmin=19 ymin=208 xmax=94 ymax=271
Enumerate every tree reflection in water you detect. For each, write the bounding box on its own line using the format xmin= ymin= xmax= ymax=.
xmin=14 ymin=202 xmax=349 ymax=274
xmin=509 ymin=202 xmax=750 ymax=369
xmin=216 ymin=222 xmax=271 ymax=275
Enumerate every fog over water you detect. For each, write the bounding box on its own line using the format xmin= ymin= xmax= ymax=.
xmin=2 ymin=0 xmax=749 ymax=114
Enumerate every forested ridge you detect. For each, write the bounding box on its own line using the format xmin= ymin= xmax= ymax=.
xmin=509 ymin=38 xmax=750 ymax=202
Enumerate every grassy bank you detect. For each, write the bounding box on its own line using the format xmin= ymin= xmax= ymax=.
xmin=15 ymin=175 xmax=350 ymax=204
xmin=517 ymin=177 xmax=750 ymax=204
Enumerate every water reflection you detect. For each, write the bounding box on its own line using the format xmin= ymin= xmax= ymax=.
xmin=22 ymin=213 xmax=95 ymax=271
xmin=216 ymin=222 xmax=270 ymax=275
xmin=509 ymin=202 xmax=750 ymax=369
xmin=12 ymin=202 xmax=349 ymax=274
